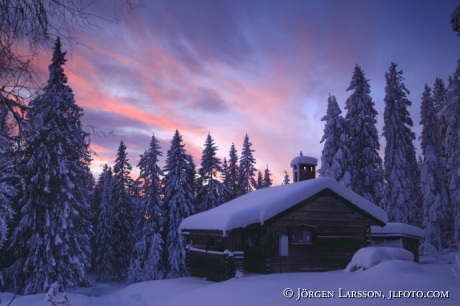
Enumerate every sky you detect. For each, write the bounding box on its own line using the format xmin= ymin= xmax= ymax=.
xmin=34 ymin=0 xmax=460 ymax=183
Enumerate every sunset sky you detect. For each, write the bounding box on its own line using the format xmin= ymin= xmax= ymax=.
xmin=36 ymin=0 xmax=460 ymax=184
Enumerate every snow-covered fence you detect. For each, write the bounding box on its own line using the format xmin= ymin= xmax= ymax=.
xmin=186 ymin=246 xmax=244 ymax=281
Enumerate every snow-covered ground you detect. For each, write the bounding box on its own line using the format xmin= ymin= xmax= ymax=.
xmin=2 ymin=258 xmax=459 ymax=306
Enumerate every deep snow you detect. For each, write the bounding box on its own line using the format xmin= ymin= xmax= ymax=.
xmin=2 ymin=259 xmax=459 ymax=306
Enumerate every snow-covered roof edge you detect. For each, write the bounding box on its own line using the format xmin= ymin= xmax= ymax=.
xmin=371 ymin=223 xmax=424 ymax=239
xmin=180 ymin=177 xmax=388 ymax=235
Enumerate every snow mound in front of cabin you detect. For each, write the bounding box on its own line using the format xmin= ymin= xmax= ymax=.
xmin=344 ymin=247 xmax=414 ymax=272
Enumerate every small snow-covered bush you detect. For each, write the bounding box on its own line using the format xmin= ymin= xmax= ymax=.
xmin=44 ymin=282 xmax=71 ymax=306
xmin=419 ymin=242 xmax=438 ymax=261
xmin=234 ymin=270 xmax=244 ymax=279
xmin=345 ymin=247 xmax=414 ymax=272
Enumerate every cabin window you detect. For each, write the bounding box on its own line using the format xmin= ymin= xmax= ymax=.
xmin=289 ymin=225 xmax=315 ymax=245
xmin=190 ymin=233 xmax=207 ymax=250
xmin=207 ymin=235 xmax=225 ymax=252
xmin=243 ymin=230 xmax=259 ymax=247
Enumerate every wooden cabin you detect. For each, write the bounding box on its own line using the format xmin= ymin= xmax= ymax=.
xmin=180 ymin=155 xmax=388 ymax=281
xmin=370 ymin=223 xmax=424 ymax=262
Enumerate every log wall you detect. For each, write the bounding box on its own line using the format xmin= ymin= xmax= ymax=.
xmin=266 ymin=194 xmax=371 ymax=273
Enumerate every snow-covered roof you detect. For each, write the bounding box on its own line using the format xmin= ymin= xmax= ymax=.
xmin=371 ymin=223 xmax=424 ymax=239
xmin=180 ymin=177 xmax=388 ymax=235
xmin=290 ymin=155 xmax=318 ymax=167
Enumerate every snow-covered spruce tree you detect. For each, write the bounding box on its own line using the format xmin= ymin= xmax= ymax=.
xmin=238 ymin=134 xmax=257 ymax=196
xmin=128 ymin=134 xmax=165 ymax=283
xmin=255 ymin=170 xmax=264 ymax=190
xmin=0 ymin=152 xmax=16 ymax=255
xmin=221 ymin=156 xmax=229 ymax=186
xmin=263 ymin=165 xmax=273 ymax=188
xmin=0 ymin=121 xmax=18 ymax=255
xmin=382 ymin=63 xmax=422 ymax=225
xmin=439 ymin=73 xmax=460 ymax=246
xmin=4 ymin=38 xmax=92 ymax=294
xmin=433 ymin=78 xmax=447 ymax=113
xmin=89 ymin=164 xmax=108 ymax=271
xmin=163 ymin=130 xmax=195 ymax=278
xmin=185 ymin=153 xmax=198 ymax=206
xmin=419 ymin=84 xmax=448 ymax=251
xmin=345 ymin=65 xmax=384 ymax=205
xmin=110 ymin=140 xmax=136 ymax=282
xmin=95 ymin=165 xmax=116 ymax=282
xmin=319 ymin=94 xmax=352 ymax=188
xmin=226 ymin=143 xmax=239 ymax=199
xmin=435 ymin=78 xmax=449 ymax=173
xmin=197 ymin=134 xmax=231 ymax=212
xmin=282 ymin=170 xmax=290 ymax=185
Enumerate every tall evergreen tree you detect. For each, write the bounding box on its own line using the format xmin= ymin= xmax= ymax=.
xmin=255 ymin=170 xmax=264 ymax=190
xmin=197 ymin=134 xmax=231 ymax=212
xmin=382 ymin=62 xmax=422 ymax=225
xmin=95 ymin=165 xmax=115 ymax=282
xmin=163 ymin=130 xmax=195 ymax=278
xmin=282 ymin=170 xmax=290 ymax=185
xmin=128 ymin=134 xmax=164 ymax=283
xmin=89 ymin=165 xmax=108 ymax=271
xmin=227 ymin=143 xmax=239 ymax=198
xmin=4 ymin=38 xmax=92 ymax=294
xmin=435 ymin=78 xmax=449 ymax=173
xmin=0 ymin=120 xmax=18 ymax=255
xmin=111 ymin=140 xmax=136 ymax=282
xmin=221 ymin=157 xmax=229 ymax=187
xmin=345 ymin=65 xmax=384 ymax=204
xmin=238 ymin=134 xmax=257 ymax=196
xmin=439 ymin=73 xmax=460 ymax=246
xmin=419 ymin=84 xmax=448 ymax=251
xmin=263 ymin=165 xmax=273 ymax=188
xmin=0 ymin=150 xmax=15 ymax=252
xmin=433 ymin=78 xmax=447 ymax=113
xmin=319 ymin=94 xmax=352 ymax=188
xmin=185 ymin=153 xmax=198 ymax=201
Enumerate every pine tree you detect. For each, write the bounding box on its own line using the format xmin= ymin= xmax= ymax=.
xmin=382 ymin=62 xmax=422 ymax=225
xmin=345 ymin=65 xmax=384 ymax=204
xmin=433 ymin=78 xmax=447 ymax=113
xmin=95 ymin=166 xmax=115 ymax=282
xmin=319 ymin=94 xmax=352 ymax=188
xmin=163 ymin=130 xmax=195 ymax=278
xmin=197 ymin=134 xmax=231 ymax=212
xmin=238 ymin=134 xmax=256 ymax=196
xmin=0 ymin=120 xmax=17 ymax=254
xmin=282 ymin=171 xmax=290 ymax=185
xmin=0 ymin=150 xmax=15 ymax=252
xmin=185 ymin=153 xmax=198 ymax=201
xmin=419 ymin=84 xmax=448 ymax=251
xmin=227 ymin=143 xmax=239 ymax=198
xmin=439 ymin=73 xmax=460 ymax=246
xmin=255 ymin=170 xmax=264 ymax=190
xmin=221 ymin=157 xmax=228 ymax=187
xmin=263 ymin=165 xmax=273 ymax=188
xmin=89 ymin=165 xmax=107 ymax=272
xmin=111 ymin=140 xmax=136 ymax=282
xmin=4 ymin=38 xmax=92 ymax=294
xmin=128 ymin=134 xmax=164 ymax=283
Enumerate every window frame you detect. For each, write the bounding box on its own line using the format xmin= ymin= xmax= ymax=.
xmin=289 ymin=224 xmax=316 ymax=245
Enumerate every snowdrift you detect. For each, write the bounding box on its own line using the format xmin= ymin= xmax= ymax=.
xmin=345 ymin=247 xmax=414 ymax=272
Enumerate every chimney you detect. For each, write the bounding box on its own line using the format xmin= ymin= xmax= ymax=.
xmin=290 ymin=152 xmax=317 ymax=182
